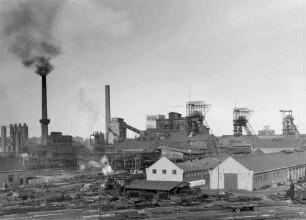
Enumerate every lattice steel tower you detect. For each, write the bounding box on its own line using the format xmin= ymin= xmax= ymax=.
xmin=233 ymin=107 xmax=254 ymax=136
xmin=280 ymin=110 xmax=299 ymax=136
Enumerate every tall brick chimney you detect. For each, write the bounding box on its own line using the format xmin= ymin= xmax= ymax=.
xmin=39 ymin=75 xmax=50 ymax=145
xmin=105 ymin=85 xmax=111 ymax=144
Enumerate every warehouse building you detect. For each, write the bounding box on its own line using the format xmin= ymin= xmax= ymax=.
xmin=218 ymin=134 xmax=305 ymax=155
xmin=210 ymin=150 xmax=306 ymax=191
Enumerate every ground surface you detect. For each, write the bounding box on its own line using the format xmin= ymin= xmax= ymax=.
xmin=0 ymin=170 xmax=305 ymax=220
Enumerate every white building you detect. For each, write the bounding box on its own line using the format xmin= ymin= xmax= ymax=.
xmin=146 ymin=157 xmax=184 ymax=182
xmin=146 ymin=156 xmax=219 ymax=187
xmin=209 ymin=157 xmax=253 ymax=191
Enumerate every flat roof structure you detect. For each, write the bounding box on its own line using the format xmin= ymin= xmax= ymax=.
xmin=125 ymin=180 xmax=188 ymax=191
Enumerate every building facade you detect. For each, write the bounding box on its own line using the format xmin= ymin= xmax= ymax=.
xmin=146 ymin=157 xmax=218 ymax=187
xmin=146 ymin=157 xmax=184 ymax=182
xmin=210 ymin=151 xmax=306 ymax=191
xmin=0 ymin=157 xmax=27 ymax=188
xmin=210 ymin=157 xmax=253 ymax=191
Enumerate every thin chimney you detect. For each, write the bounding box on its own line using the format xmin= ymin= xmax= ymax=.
xmin=39 ymin=75 xmax=50 ymax=145
xmin=105 ymin=85 xmax=111 ymax=145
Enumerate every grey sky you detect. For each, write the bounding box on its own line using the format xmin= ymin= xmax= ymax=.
xmin=0 ymin=0 xmax=305 ymax=138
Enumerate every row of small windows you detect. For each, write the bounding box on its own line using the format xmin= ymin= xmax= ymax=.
xmin=152 ymin=169 xmax=177 ymax=175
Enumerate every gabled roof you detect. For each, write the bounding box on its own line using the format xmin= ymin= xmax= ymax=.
xmin=0 ymin=157 xmax=25 ymax=172
xmin=125 ymin=180 xmax=185 ymax=191
xmin=235 ymin=151 xmax=306 ymax=174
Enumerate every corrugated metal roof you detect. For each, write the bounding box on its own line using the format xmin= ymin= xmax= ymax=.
xmin=125 ymin=180 xmax=184 ymax=191
xmin=253 ymin=137 xmax=300 ymax=149
xmin=175 ymin=157 xmax=220 ymax=172
xmin=235 ymin=150 xmax=306 ymax=174
xmin=160 ymin=133 xmax=190 ymax=143
xmin=156 ymin=143 xmax=206 ymax=152
xmin=111 ymin=139 xmax=158 ymax=151
xmin=0 ymin=157 xmax=25 ymax=172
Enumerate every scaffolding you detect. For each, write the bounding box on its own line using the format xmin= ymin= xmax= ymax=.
xmin=233 ymin=107 xmax=255 ymax=136
xmin=186 ymin=101 xmax=211 ymax=119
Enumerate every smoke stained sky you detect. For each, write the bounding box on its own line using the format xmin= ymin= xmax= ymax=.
xmin=0 ymin=0 xmax=305 ymax=138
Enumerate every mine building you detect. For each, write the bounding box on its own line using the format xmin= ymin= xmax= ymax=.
xmin=210 ymin=150 xmax=306 ymax=191
xmin=146 ymin=115 xmax=166 ymax=130
xmin=47 ymin=132 xmax=72 ymax=146
xmin=0 ymin=156 xmax=27 ymax=188
xmin=258 ymin=126 xmax=275 ymax=136
xmin=0 ymin=124 xmax=29 ymax=155
xmin=146 ymin=156 xmax=219 ymax=187
xmin=125 ymin=156 xmax=220 ymax=196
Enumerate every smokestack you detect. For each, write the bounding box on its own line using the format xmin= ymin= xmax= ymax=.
xmin=39 ymin=75 xmax=50 ymax=145
xmin=105 ymin=85 xmax=111 ymax=145
xmin=15 ymin=125 xmax=21 ymax=152
xmin=1 ymin=126 xmax=7 ymax=152
xmin=22 ymin=123 xmax=29 ymax=141
xmin=13 ymin=124 xmax=17 ymax=151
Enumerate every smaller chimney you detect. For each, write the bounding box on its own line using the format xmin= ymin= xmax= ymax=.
xmin=105 ymin=85 xmax=111 ymax=145
xmin=1 ymin=126 xmax=7 ymax=152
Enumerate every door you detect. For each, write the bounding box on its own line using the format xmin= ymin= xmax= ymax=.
xmin=224 ymin=173 xmax=238 ymax=189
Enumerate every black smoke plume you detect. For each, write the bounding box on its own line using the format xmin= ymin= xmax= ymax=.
xmin=1 ymin=0 xmax=63 ymax=76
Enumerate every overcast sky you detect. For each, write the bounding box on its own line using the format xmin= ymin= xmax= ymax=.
xmin=0 ymin=0 xmax=305 ymax=138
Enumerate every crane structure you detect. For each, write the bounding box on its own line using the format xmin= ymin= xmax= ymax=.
xmin=233 ymin=107 xmax=255 ymax=136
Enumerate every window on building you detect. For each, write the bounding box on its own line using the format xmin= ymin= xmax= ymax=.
xmin=172 ymin=170 xmax=177 ymax=175
xmin=8 ymin=175 xmax=14 ymax=182
xmin=152 ymin=169 xmax=157 ymax=174
xmin=162 ymin=169 xmax=166 ymax=174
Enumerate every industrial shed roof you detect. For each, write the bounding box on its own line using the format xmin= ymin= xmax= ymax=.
xmin=175 ymin=157 xmax=220 ymax=172
xmin=125 ymin=180 xmax=186 ymax=191
xmin=235 ymin=150 xmax=306 ymax=174
xmin=156 ymin=143 xmax=207 ymax=153
xmin=0 ymin=157 xmax=25 ymax=172
xmin=160 ymin=133 xmax=190 ymax=143
xmin=111 ymin=139 xmax=158 ymax=152
xmin=189 ymin=134 xmax=216 ymax=141
xmin=253 ymin=137 xmax=302 ymax=149
xmin=160 ymin=133 xmax=215 ymax=144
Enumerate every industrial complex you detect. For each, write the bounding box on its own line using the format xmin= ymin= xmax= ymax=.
xmin=0 ymin=9 xmax=305 ymax=220
xmin=1 ymin=80 xmax=306 ymax=193
xmin=0 ymin=72 xmax=305 ymax=219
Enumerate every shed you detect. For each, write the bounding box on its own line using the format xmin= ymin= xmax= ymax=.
xmin=125 ymin=180 xmax=188 ymax=196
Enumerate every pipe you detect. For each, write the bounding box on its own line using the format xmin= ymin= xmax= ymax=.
xmin=105 ymin=85 xmax=111 ymax=145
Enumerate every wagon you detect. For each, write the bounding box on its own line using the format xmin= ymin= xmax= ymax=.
xmin=227 ymin=202 xmax=259 ymax=213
